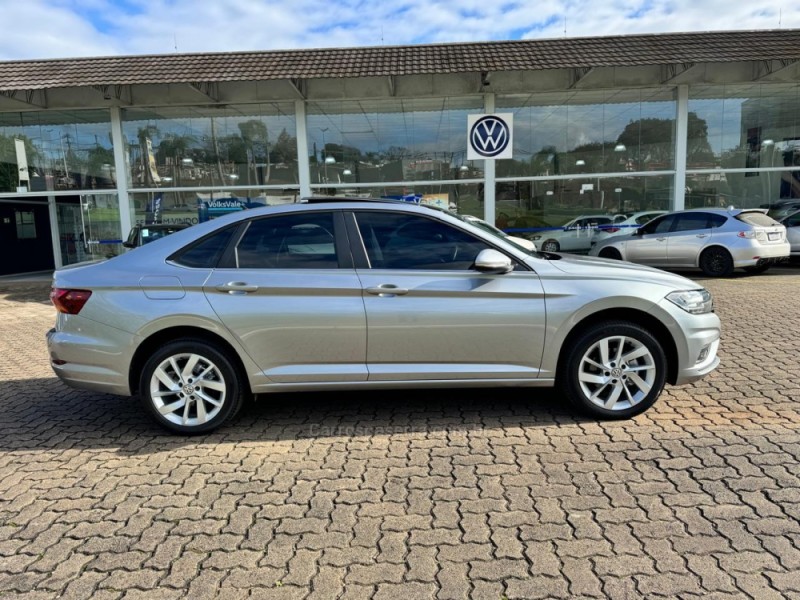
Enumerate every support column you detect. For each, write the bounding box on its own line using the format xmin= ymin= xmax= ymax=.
xmin=109 ymin=106 xmax=133 ymax=243
xmin=673 ymin=84 xmax=689 ymax=211
xmin=47 ymin=195 xmax=62 ymax=269
xmin=295 ymin=100 xmax=312 ymax=199
xmin=483 ymin=93 xmax=496 ymax=224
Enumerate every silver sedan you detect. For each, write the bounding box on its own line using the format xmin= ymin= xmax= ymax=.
xmin=47 ymin=200 xmax=721 ymax=434
xmin=589 ymin=208 xmax=790 ymax=276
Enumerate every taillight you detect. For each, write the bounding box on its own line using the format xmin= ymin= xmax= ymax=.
xmin=737 ymin=231 xmax=756 ymax=239
xmin=50 ymin=288 xmax=92 ymax=314
xmin=605 ymin=227 xmax=621 ymax=234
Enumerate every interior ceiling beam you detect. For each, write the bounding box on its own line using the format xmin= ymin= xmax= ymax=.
xmin=90 ymin=84 xmax=132 ymax=105
xmin=568 ymin=67 xmax=595 ymax=89
xmin=187 ymin=82 xmax=219 ymax=102
xmin=288 ymin=78 xmax=306 ymax=100
xmin=754 ymin=59 xmax=799 ymax=81
xmin=0 ymin=89 xmax=47 ymax=109
xmin=661 ymin=62 xmax=697 ymax=83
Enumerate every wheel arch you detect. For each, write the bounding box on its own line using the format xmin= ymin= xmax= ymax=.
xmin=129 ymin=326 xmax=251 ymax=396
xmin=695 ymin=243 xmax=732 ymax=268
xmin=555 ymin=307 xmax=679 ymax=386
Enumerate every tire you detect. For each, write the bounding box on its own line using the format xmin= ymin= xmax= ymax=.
xmin=743 ymin=264 xmax=770 ymax=275
xmin=598 ymin=247 xmax=622 ymax=260
xmin=139 ymin=338 xmax=248 ymax=434
xmin=557 ymin=321 xmax=667 ymax=420
xmin=541 ymin=239 xmax=560 ymax=252
xmin=699 ymin=247 xmax=734 ymax=277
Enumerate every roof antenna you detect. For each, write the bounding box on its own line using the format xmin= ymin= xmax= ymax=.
xmin=779 ymin=8 xmax=782 ymax=28
xmin=174 ymin=33 xmax=179 ymax=53
xmin=564 ymin=16 xmax=567 ymax=37
xmin=381 ymin=26 xmax=384 ymax=44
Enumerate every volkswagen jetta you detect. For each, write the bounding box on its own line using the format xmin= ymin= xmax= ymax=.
xmin=47 ymin=199 xmax=721 ymax=434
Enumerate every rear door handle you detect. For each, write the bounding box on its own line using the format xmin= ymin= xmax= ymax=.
xmin=365 ymin=285 xmax=409 ymax=297
xmin=696 ymin=234 xmax=708 ymax=238
xmin=656 ymin=237 xmax=666 ymax=241
xmin=216 ymin=281 xmax=259 ymax=294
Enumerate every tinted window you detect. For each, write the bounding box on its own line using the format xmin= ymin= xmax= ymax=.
xmin=708 ymin=214 xmax=727 ymax=228
xmin=641 ymin=215 xmax=676 ymax=235
xmin=784 ymin=213 xmax=800 ymax=227
xmin=635 ymin=213 xmax=661 ymax=225
xmin=172 ymin=226 xmax=235 ymax=268
xmin=355 ymin=212 xmax=492 ymax=270
xmin=673 ymin=213 xmax=714 ymax=233
xmin=236 ymin=212 xmax=337 ymax=269
xmin=737 ymin=212 xmax=781 ymax=227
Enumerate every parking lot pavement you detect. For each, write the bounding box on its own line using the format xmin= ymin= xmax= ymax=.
xmin=1 ymin=271 xmax=800 ymax=600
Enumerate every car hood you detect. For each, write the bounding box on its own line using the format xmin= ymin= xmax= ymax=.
xmin=538 ymin=252 xmax=700 ymax=290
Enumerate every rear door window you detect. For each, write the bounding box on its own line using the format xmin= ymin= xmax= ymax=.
xmin=672 ymin=213 xmax=714 ymax=233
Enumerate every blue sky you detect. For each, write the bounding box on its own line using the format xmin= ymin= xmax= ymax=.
xmin=0 ymin=0 xmax=797 ymax=60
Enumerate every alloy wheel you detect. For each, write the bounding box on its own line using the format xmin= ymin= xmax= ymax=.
xmin=577 ymin=335 xmax=656 ymax=411
xmin=149 ymin=353 xmax=227 ymax=426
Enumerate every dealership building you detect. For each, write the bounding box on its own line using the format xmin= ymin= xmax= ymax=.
xmin=0 ymin=29 xmax=799 ymax=275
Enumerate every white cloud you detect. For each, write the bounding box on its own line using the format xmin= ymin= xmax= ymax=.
xmin=0 ymin=0 xmax=797 ymax=60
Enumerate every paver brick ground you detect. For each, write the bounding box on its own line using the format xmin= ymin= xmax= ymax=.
xmin=1 ymin=268 xmax=800 ymax=599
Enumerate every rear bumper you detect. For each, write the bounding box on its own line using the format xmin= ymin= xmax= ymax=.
xmin=47 ymin=324 xmax=134 ymax=396
xmin=730 ymin=241 xmax=791 ymax=268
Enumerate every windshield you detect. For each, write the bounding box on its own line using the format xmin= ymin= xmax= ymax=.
xmin=416 ymin=203 xmax=544 ymax=257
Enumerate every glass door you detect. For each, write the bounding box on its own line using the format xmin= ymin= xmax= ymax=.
xmin=57 ymin=193 xmax=124 ymax=266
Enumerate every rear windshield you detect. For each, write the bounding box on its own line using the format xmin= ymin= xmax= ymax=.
xmin=736 ymin=212 xmax=781 ymax=227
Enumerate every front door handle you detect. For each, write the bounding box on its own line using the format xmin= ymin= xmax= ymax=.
xmin=656 ymin=237 xmax=667 ymax=241
xmin=216 ymin=281 xmax=259 ymax=294
xmin=365 ymin=284 xmax=409 ymax=297
xmin=696 ymin=234 xmax=708 ymax=238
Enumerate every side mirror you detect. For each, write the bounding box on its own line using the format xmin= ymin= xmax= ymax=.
xmin=474 ymin=249 xmax=513 ymax=274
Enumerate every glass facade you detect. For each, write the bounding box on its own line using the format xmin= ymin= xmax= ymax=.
xmin=0 ymin=109 xmax=114 ymax=193
xmin=688 ymin=84 xmax=800 ymax=208
xmin=306 ymin=97 xmax=485 ymax=184
xmin=496 ymin=89 xmax=676 ymax=177
xmin=121 ymin=104 xmax=298 ymax=189
xmin=2 ymin=78 xmax=800 ymax=274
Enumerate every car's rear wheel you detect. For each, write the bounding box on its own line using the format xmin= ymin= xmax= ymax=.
xmin=542 ymin=239 xmax=560 ymax=252
xmin=598 ymin=247 xmax=622 ymax=260
xmin=699 ymin=247 xmax=734 ymax=277
xmin=558 ymin=321 xmax=667 ymax=419
xmin=743 ymin=264 xmax=770 ymax=275
xmin=139 ymin=339 xmax=247 ymax=434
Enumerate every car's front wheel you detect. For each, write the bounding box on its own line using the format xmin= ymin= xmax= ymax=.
xmin=139 ymin=339 xmax=247 ymax=434
xmin=541 ymin=239 xmax=560 ymax=252
xmin=558 ymin=321 xmax=667 ymax=419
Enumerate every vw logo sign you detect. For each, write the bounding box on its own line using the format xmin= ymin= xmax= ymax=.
xmin=470 ymin=115 xmax=511 ymax=158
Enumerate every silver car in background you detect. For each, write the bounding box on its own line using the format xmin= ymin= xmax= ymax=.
xmin=47 ymin=199 xmax=721 ymax=434
xmin=531 ymin=214 xmax=621 ymax=253
xmin=780 ymin=210 xmax=800 ymax=258
xmin=590 ymin=210 xmax=668 ymax=247
xmin=589 ymin=208 xmax=790 ymax=276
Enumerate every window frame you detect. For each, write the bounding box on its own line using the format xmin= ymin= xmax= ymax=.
xmin=216 ymin=209 xmax=353 ymax=270
xmin=344 ymin=209 xmax=530 ymax=272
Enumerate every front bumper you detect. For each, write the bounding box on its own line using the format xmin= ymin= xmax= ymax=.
xmin=654 ymin=298 xmax=721 ymax=386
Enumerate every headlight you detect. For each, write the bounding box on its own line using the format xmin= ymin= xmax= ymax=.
xmin=666 ymin=289 xmax=713 ymax=314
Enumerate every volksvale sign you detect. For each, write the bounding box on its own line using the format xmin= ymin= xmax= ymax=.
xmin=467 ymin=114 xmax=514 ymax=161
